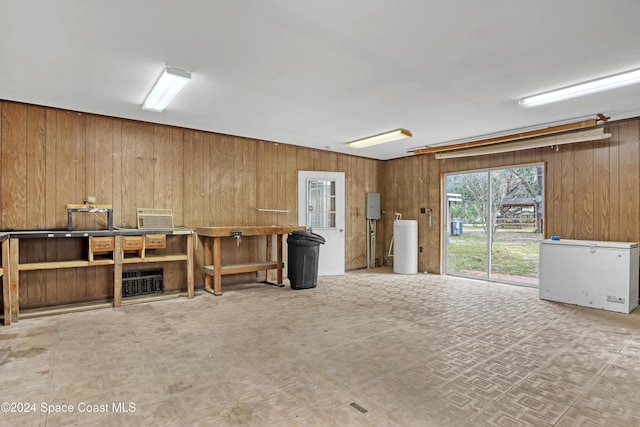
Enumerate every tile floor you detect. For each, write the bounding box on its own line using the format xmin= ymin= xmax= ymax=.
xmin=1 ymin=268 xmax=639 ymax=426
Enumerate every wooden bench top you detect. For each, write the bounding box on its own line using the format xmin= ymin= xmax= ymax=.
xmin=196 ymin=226 xmax=304 ymax=237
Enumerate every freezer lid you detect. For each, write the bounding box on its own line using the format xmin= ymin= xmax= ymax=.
xmin=540 ymin=239 xmax=639 ymax=249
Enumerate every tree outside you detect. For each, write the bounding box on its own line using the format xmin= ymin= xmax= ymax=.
xmin=448 ymin=166 xmax=543 ymax=237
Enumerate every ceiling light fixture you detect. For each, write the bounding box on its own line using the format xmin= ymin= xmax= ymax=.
xmin=519 ymin=68 xmax=640 ymax=108
xmin=346 ymin=129 xmax=412 ymax=149
xmin=142 ymin=66 xmax=191 ymax=112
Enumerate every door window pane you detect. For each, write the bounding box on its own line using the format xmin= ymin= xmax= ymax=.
xmin=308 ymin=179 xmax=336 ymax=228
xmin=445 ymin=172 xmax=489 ymax=279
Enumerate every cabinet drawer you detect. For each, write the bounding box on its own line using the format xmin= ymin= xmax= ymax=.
xmin=123 ymin=236 xmax=144 ymax=251
xmin=90 ymin=236 xmax=115 ymax=253
xmin=145 ymin=234 xmax=166 ymax=249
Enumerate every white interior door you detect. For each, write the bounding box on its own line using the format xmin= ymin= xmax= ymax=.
xmin=298 ymin=171 xmax=345 ymax=276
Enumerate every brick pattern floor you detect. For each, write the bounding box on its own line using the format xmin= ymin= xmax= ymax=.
xmin=1 ymin=268 xmax=639 ymax=426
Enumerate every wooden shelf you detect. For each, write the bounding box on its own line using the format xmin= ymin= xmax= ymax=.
xmin=203 ymin=261 xmax=279 ymax=276
xmin=19 ymin=260 xmax=91 ymax=271
xmin=122 ymin=254 xmax=188 ymax=264
xmin=2 ymin=231 xmax=195 ymax=326
xmin=88 ymin=259 xmax=115 ymax=267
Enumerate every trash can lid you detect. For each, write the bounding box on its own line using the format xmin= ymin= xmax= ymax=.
xmin=289 ymin=230 xmax=325 ymax=244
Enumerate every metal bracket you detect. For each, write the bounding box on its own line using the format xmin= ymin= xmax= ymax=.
xmin=231 ymin=231 xmax=242 ymax=247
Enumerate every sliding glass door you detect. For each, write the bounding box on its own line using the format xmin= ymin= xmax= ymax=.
xmin=445 ymin=172 xmax=489 ymax=279
xmin=444 ymin=165 xmax=544 ymax=286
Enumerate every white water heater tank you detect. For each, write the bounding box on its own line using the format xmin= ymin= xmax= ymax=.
xmin=393 ymin=220 xmax=418 ymax=274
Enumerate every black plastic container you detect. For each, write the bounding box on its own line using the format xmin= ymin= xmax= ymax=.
xmin=287 ymin=230 xmax=325 ymax=289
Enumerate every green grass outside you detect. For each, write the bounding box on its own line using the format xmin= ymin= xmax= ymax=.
xmin=446 ymin=226 xmax=542 ymax=278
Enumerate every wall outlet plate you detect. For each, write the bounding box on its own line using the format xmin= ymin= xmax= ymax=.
xmin=607 ymin=295 xmax=625 ymax=304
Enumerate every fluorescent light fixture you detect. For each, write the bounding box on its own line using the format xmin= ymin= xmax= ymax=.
xmin=519 ymin=68 xmax=640 ymax=108
xmin=142 ymin=66 xmax=191 ymax=112
xmin=346 ymin=129 xmax=412 ymax=149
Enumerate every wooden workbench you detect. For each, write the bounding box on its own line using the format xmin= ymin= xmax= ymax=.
xmin=1 ymin=229 xmax=194 ymax=326
xmin=196 ymin=226 xmax=304 ymax=295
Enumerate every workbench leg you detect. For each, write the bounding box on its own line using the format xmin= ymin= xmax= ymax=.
xmin=213 ymin=237 xmax=222 ymax=295
xmin=9 ymin=239 xmax=19 ymax=323
xmin=277 ymin=234 xmax=283 ymax=285
xmin=266 ymin=234 xmax=273 ymax=282
xmin=113 ymin=236 xmax=123 ymax=308
xmin=204 ymin=236 xmax=212 ymax=290
xmin=2 ymin=240 xmax=10 ymax=326
xmin=186 ymin=234 xmax=194 ymax=299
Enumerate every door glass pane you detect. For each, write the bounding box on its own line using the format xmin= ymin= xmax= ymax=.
xmin=445 ymin=172 xmax=489 ymax=279
xmin=490 ymin=166 xmax=544 ymax=285
xmin=444 ymin=165 xmax=544 ymax=286
xmin=308 ymin=179 xmax=337 ymax=229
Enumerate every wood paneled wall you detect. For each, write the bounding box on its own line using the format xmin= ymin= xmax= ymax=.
xmin=2 ymin=98 xmax=638 ymax=308
xmin=0 ymin=101 xmax=380 ymax=309
xmin=381 ymin=119 xmax=640 ymax=273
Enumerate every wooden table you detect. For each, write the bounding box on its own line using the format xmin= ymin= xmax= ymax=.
xmin=196 ymin=226 xmax=304 ymax=295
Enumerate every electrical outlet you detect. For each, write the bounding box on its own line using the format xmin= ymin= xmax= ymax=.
xmin=606 ymin=295 xmax=625 ymax=304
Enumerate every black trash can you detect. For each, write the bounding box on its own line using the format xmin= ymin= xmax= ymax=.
xmin=287 ymin=230 xmax=325 ymax=289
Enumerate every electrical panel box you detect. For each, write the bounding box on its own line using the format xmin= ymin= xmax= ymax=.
xmin=366 ymin=193 xmax=381 ymax=219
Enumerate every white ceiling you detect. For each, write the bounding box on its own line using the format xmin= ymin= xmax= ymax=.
xmin=1 ymin=1 xmax=640 ymax=160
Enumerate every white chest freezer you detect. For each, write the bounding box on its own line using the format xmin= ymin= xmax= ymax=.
xmin=539 ymin=239 xmax=639 ymax=314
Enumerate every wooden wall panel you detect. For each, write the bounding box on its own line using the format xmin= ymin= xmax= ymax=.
xmin=153 ymin=124 xmax=177 ymax=289
xmin=593 ymin=137 xmax=611 ymax=241
xmin=135 ymin=123 xmax=154 ymax=213
xmin=618 ymin=121 xmax=639 ymax=243
xmin=560 ymin=144 xmax=575 ymax=239
xmin=25 ymin=106 xmax=47 ymax=306
xmin=573 ymin=142 xmax=594 ymax=240
xmin=353 ymin=157 xmax=366 ymax=266
xmin=111 ymin=120 xmax=123 ymax=231
xmin=120 ymin=121 xmax=137 ymax=228
xmin=429 ymin=155 xmax=442 ymax=273
xmin=75 ymin=114 xmax=89 ymax=299
xmin=283 ymin=144 xmax=298 ymax=228
xmin=545 ymin=145 xmax=562 ymax=238
xmin=7 ymin=99 xmax=637 ymax=307
xmin=607 ymin=123 xmax=621 ymax=241
xmin=1 ymin=103 xmax=27 ymax=229
xmin=55 ymin=111 xmax=78 ymax=303
xmin=275 ymin=143 xmax=289 ymax=225
xmin=85 ymin=116 xmax=97 ymax=230
xmin=0 ymin=100 xmax=381 ymax=307
xmin=44 ymin=109 xmax=58 ymax=303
